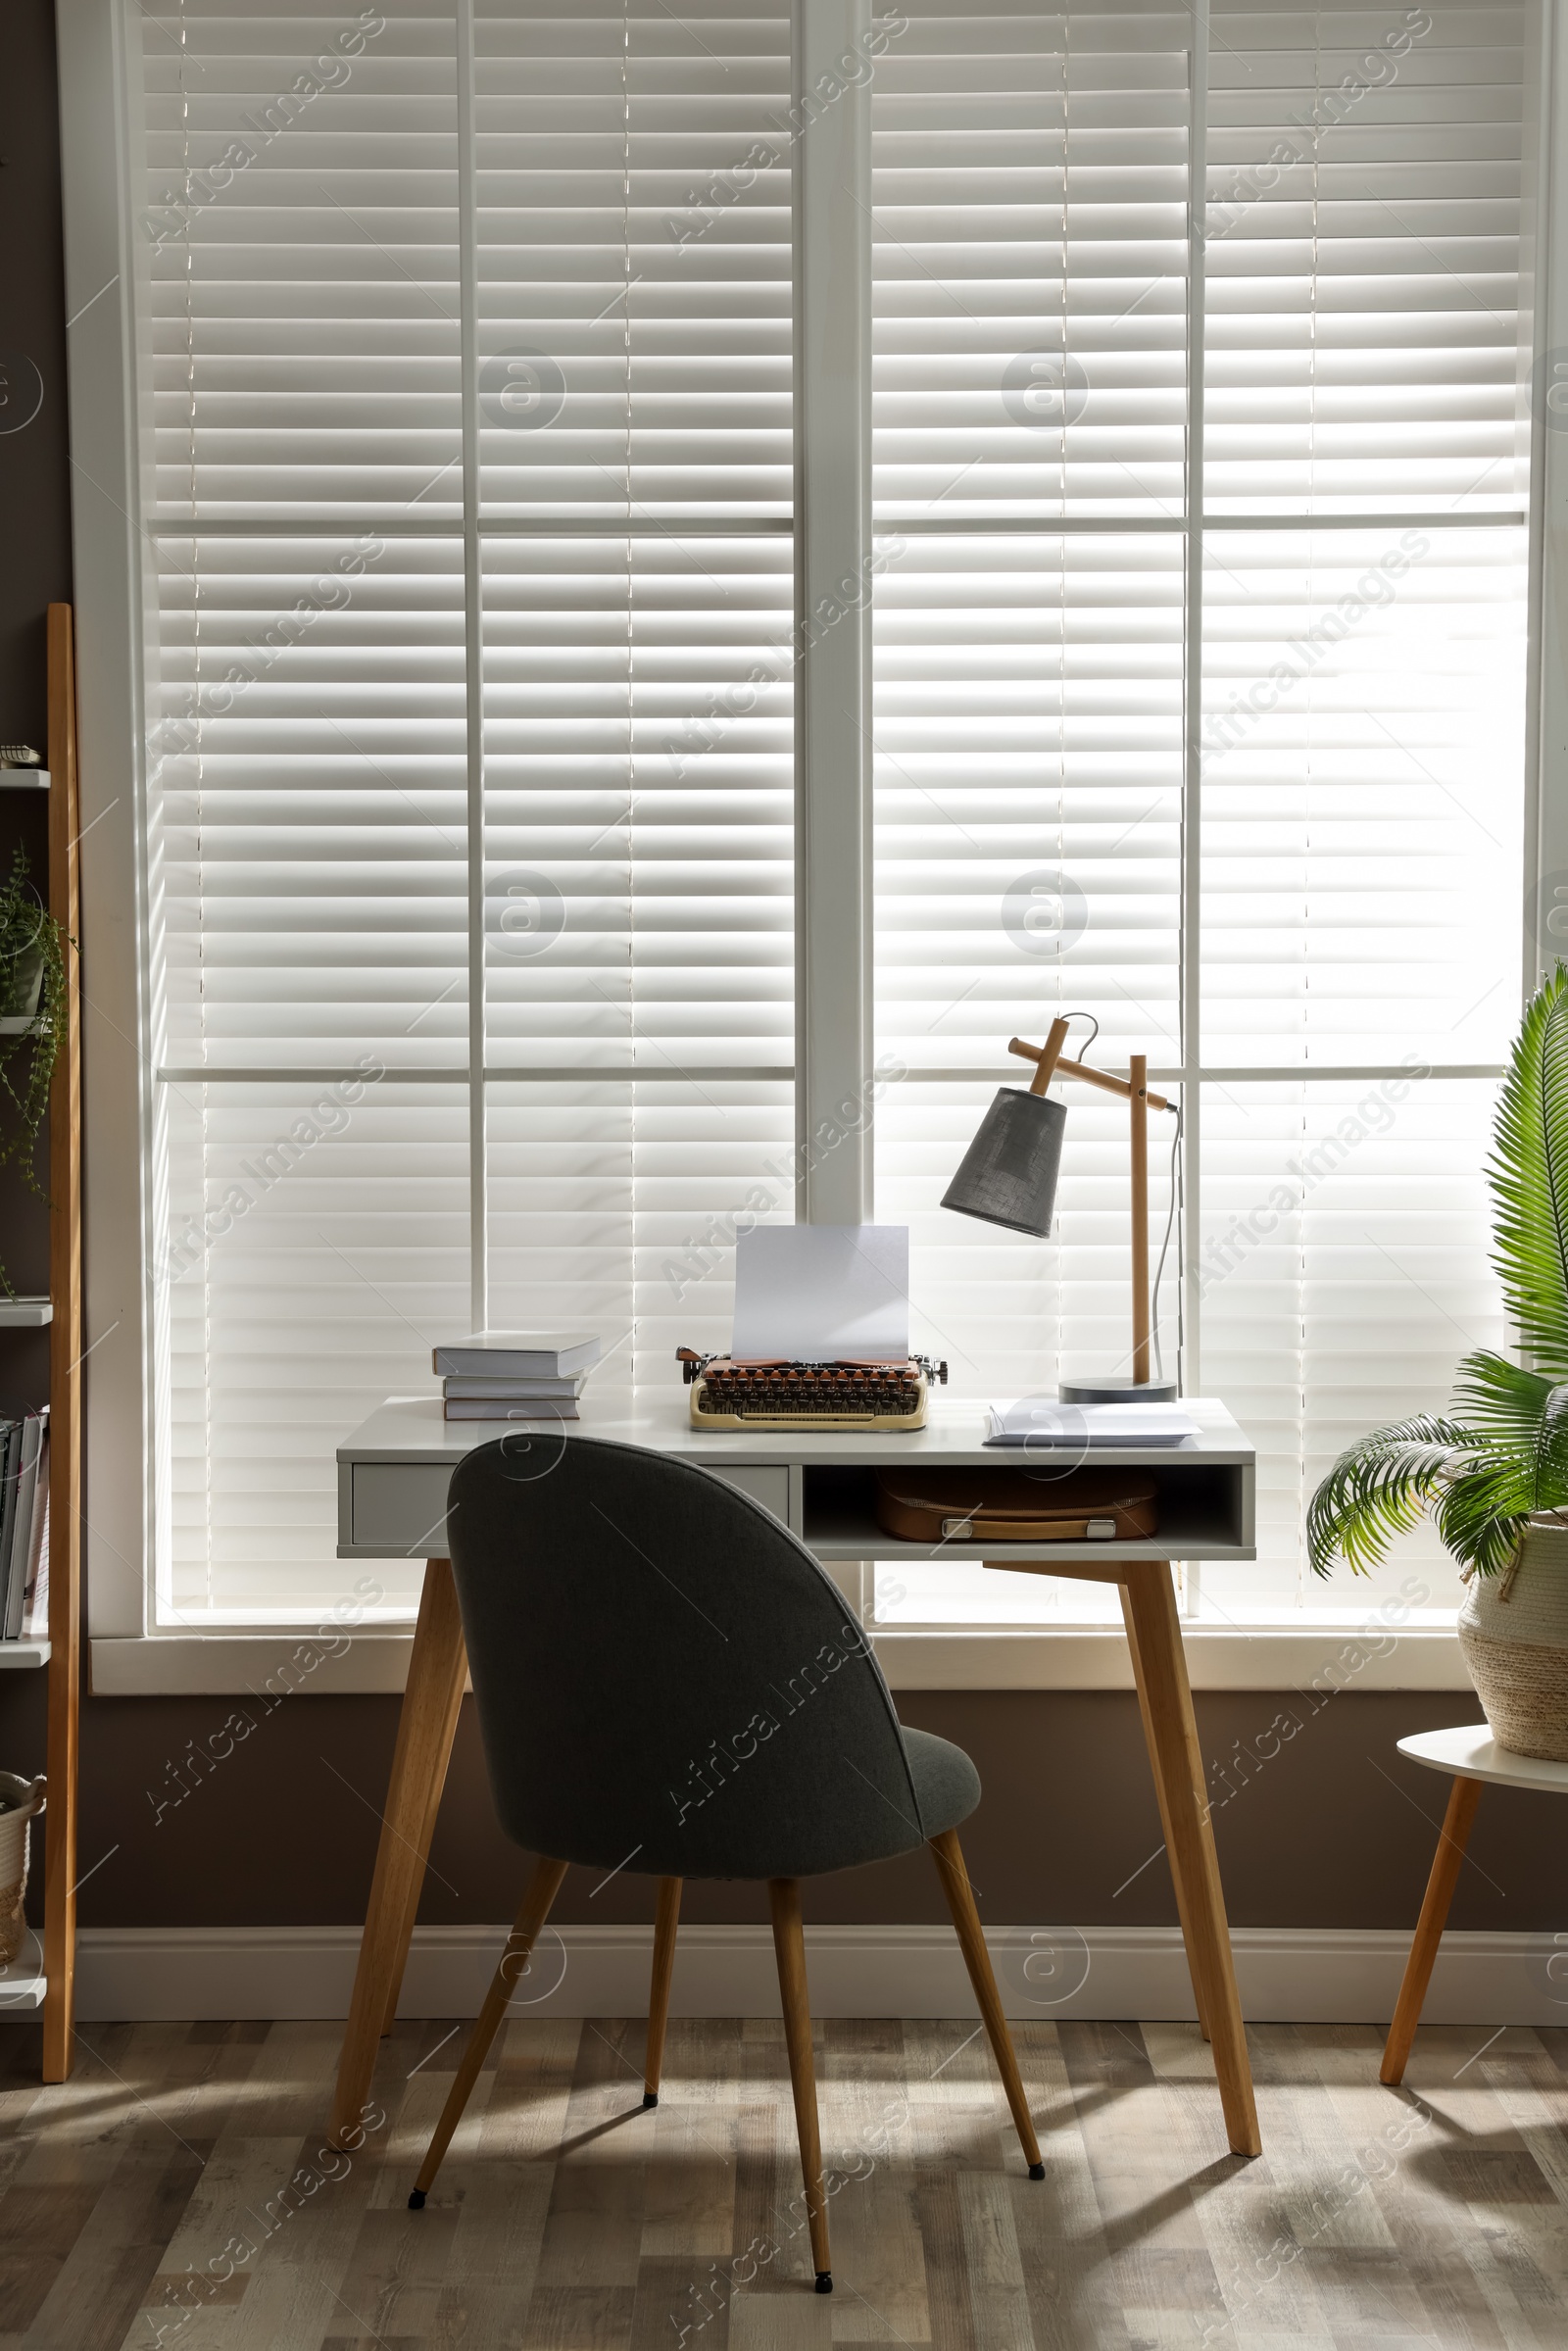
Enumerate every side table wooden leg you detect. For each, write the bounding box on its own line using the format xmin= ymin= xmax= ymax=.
xmin=1380 ymin=1775 xmax=1483 ymax=2087
xmin=328 ymin=1557 xmax=468 ymax=2148
xmin=1121 ymin=1562 xmax=1261 ymax=2158
xmin=1121 ymin=1581 xmax=1210 ymax=2044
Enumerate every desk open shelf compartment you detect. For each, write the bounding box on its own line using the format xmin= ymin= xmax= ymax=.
xmin=800 ymin=1459 xmax=1253 ymax=1563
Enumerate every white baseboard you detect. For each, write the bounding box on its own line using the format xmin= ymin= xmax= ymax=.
xmin=88 ymin=1625 xmax=1480 ymax=1694
xmin=39 ymin=1923 xmax=1568 ymax=2029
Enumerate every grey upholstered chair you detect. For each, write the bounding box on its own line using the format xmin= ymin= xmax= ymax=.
xmin=408 ymin=1433 xmax=1042 ymax=2291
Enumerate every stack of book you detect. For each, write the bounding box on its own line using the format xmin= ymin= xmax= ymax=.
xmin=435 ymin=1333 xmax=602 ymax=1422
xmin=0 ymin=1406 xmax=48 ymax=1641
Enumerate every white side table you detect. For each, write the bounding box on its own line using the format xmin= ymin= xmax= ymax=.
xmin=1382 ymin=1724 xmax=1568 ymax=2083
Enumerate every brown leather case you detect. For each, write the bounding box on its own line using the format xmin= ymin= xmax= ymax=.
xmin=873 ymin=1465 xmax=1159 ymax=1544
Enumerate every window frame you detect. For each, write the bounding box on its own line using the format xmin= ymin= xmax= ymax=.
xmin=59 ymin=0 xmax=1561 ymax=1690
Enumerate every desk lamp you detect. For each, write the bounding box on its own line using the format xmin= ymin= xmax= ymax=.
xmin=941 ymin=1015 xmax=1180 ymax=1402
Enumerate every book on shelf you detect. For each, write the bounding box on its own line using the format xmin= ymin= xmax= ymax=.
xmin=432 ymin=1331 xmax=602 ymax=1379
xmin=21 ymin=1429 xmax=48 ymax=1640
xmin=443 ymin=1396 xmax=580 ymax=1422
xmin=441 ymin=1373 xmax=586 ymax=1401
xmin=0 ymin=1419 xmax=21 ymax=1638
xmin=1 ymin=1407 xmax=48 ymax=1641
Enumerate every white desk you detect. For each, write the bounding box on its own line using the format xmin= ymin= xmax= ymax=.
xmin=326 ymin=1392 xmax=1262 ymax=2159
xmin=339 ymin=1392 xmax=1256 ymax=1566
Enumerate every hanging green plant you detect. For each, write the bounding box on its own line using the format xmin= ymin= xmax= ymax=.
xmin=0 ymin=846 xmax=67 ymax=1298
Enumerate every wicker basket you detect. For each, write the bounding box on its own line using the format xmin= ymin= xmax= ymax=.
xmin=0 ymin=1773 xmax=46 ymax=1968
xmin=1458 ymin=1523 xmax=1568 ymax=1762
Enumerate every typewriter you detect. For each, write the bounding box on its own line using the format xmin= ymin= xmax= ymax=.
xmin=677 ymin=1348 xmax=948 ymax=1432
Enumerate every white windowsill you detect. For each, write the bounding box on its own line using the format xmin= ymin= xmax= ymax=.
xmin=88 ymin=1621 xmax=1474 ymax=1695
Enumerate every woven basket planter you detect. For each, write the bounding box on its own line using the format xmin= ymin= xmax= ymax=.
xmin=1458 ymin=1522 xmax=1568 ymax=1762
xmin=0 ymin=1773 xmax=45 ymax=1968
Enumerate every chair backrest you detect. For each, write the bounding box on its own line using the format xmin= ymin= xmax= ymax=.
xmin=445 ymin=1433 xmax=928 ymax=1881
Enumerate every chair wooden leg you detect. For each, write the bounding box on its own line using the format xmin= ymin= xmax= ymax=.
xmin=410 ymin=1855 xmax=567 ymax=2205
xmin=644 ymin=1877 xmax=683 ymax=2106
xmin=767 ymin=1879 xmax=832 ymax=2292
xmin=1381 ymin=1776 xmax=1483 ymax=2087
xmin=1120 ymin=1563 xmax=1261 ymax=2159
xmin=928 ymin=1830 xmax=1045 ymax=2176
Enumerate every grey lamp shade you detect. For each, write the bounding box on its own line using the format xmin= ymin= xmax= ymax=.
xmin=941 ymin=1087 xmax=1066 ymax=1238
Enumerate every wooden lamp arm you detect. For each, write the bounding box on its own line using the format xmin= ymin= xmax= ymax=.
xmin=1008 ymin=1034 xmax=1171 ymax=1113
xmin=1025 ymin=1017 xmax=1071 ymax=1097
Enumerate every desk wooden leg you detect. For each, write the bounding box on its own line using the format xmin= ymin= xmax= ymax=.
xmin=328 ymin=1557 xmax=468 ymax=2149
xmin=1381 ymin=1775 xmax=1483 ymax=2087
xmin=1121 ymin=1581 xmax=1210 ymax=2045
xmin=1120 ymin=1563 xmax=1260 ymax=2159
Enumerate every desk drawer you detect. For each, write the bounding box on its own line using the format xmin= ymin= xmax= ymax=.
xmin=350 ymin=1463 xmax=455 ymax=1555
xmin=709 ymin=1465 xmax=791 ymax=1525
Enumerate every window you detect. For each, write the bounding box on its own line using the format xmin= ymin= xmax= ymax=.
xmin=65 ymin=0 xmax=1542 ymax=1663
xmin=869 ymin=0 xmax=1527 ymax=1631
xmin=138 ymin=0 xmax=795 ymax=1621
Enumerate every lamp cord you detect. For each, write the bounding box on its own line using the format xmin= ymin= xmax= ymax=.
xmin=1050 ymin=1014 xmax=1179 ymax=1383
xmin=1151 ymin=1100 xmax=1181 ymax=1384
xmin=1054 ymin=1007 xmax=1099 ymax=1056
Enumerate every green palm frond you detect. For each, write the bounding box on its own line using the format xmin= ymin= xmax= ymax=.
xmin=1449 ymin=1351 xmax=1568 ymax=1505
xmin=1450 ymin=1348 xmax=1555 ymax=1457
xmin=1309 ymin=966 xmax=1568 ymax=1578
xmin=1489 ymin=961 xmax=1568 ymax=1373
xmin=1306 ymin=1417 xmax=1477 ymax=1579
xmin=1433 ymin=1458 xmax=1535 ymax=1579
xmin=1530 ymin=1379 xmax=1568 ymax=1514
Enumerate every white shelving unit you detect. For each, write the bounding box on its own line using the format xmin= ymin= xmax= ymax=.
xmin=0 ymin=607 xmax=82 ymax=2079
xmin=0 ymin=1641 xmax=50 ymax=1669
xmin=0 ymin=1943 xmax=47 ymax=2012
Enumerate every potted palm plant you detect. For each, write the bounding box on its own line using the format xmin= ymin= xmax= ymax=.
xmin=1308 ymin=962 xmax=1568 ymax=1761
xmin=0 ymin=1773 xmax=45 ymax=1968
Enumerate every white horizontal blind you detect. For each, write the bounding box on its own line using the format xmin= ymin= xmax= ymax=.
xmin=1199 ymin=0 xmax=1525 ymax=1611
xmin=871 ymin=0 xmax=1528 ymax=1628
xmin=1200 ymin=522 xmax=1527 ymax=1071
xmin=138 ymin=1 xmax=793 ymax=1622
xmin=153 ymin=535 xmax=470 ymax=1075
xmin=870 ymin=0 xmax=1192 ymax=519
xmin=474 ymin=4 xmax=791 ymax=520
xmin=871 ymin=2 xmax=1191 ymax=1575
xmin=874 ymin=531 xmax=1184 ymax=1395
xmin=129 ymin=0 xmax=1532 ymax=1630
xmin=1204 ymin=2 xmax=1526 ymax=517
xmin=1199 ymin=1078 xmax=1503 ymax=1621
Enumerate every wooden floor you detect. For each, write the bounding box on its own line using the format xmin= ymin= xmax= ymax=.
xmin=3 ymin=2013 xmax=1568 ymax=2349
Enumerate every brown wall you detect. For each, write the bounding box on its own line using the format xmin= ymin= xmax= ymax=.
xmin=2 ymin=0 xmax=1563 ymax=1961
xmin=0 ymin=1673 xmax=1560 ymax=1935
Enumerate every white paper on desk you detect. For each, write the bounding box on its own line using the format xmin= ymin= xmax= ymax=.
xmin=986 ymin=1399 xmax=1200 ymax=1446
xmin=731 ymin=1226 xmax=909 ymax=1362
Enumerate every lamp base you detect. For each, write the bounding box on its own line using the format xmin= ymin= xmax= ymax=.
xmin=1057 ymin=1376 xmax=1180 ymax=1404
